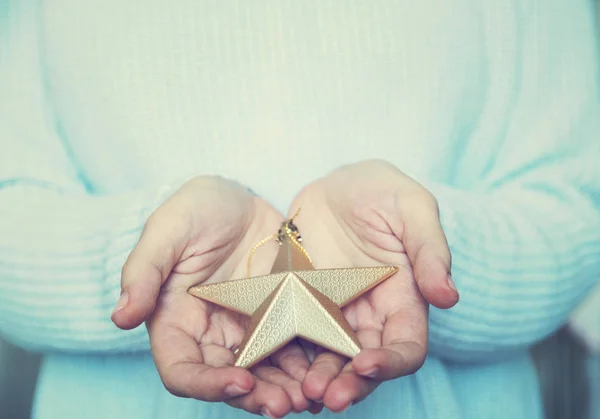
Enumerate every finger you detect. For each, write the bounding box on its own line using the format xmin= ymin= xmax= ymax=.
xmin=322 ymin=364 xmax=376 ymax=413
xmin=355 ymin=327 xmax=382 ymax=350
xmin=352 ymin=344 xmax=425 ymax=381
xmin=302 ymin=348 xmax=347 ymax=403
xmin=301 ymin=327 xmax=381 ymax=404
xmin=112 ymin=207 xmax=187 ymax=329
xmin=252 ymin=363 xmax=310 ymax=413
xmin=149 ymin=319 xmax=253 ymax=401
xmin=353 ymin=308 xmax=427 ymax=380
xmin=305 ymin=327 xmax=379 ymax=411
xmin=226 ymin=378 xmax=292 ymax=418
xmin=395 ymin=192 xmax=458 ymax=309
xmin=270 ymin=340 xmax=311 ymax=382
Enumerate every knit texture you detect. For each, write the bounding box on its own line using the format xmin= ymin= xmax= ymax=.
xmin=0 ymin=1 xmax=599 ymax=418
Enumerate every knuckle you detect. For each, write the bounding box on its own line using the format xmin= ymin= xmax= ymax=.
xmin=362 ymin=158 xmax=394 ymax=169
xmin=411 ymin=354 xmax=427 ymax=374
xmin=145 ymin=206 xmax=189 ymax=243
xmin=411 ymin=241 xmax=427 ymax=267
xmin=274 ymin=350 xmax=299 ymax=366
xmin=161 ymin=376 xmax=185 ymax=398
xmin=406 ymin=343 xmax=427 ymax=376
xmin=419 ymin=189 xmax=438 ymax=212
xmin=395 ymin=187 xmax=438 ymax=216
xmin=414 ymin=349 xmax=427 ymax=371
xmin=315 ymin=354 xmax=344 ymax=372
xmin=144 ymin=207 xmax=164 ymax=228
xmin=144 ymin=210 xmax=168 ymax=233
xmin=120 ymin=262 xmax=133 ymax=283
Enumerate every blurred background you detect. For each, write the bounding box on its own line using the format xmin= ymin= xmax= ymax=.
xmin=1 ymin=2 xmax=599 ymax=419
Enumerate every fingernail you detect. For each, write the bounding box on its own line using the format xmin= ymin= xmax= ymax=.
xmin=260 ymin=407 xmax=279 ymax=419
xmin=447 ymin=275 xmax=457 ymax=292
xmin=111 ymin=291 xmax=129 ymax=317
xmin=224 ymin=384 xmax=249 ymax=397
xmin=363 ymin=367 xmax=379 ymax=378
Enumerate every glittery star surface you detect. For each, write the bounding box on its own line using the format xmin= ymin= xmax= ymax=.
xmin=188 ymin=223 xmax=398 ymax=369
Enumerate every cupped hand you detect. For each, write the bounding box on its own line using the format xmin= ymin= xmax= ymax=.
xmin=111 ymin=176 xmax=314 ymax=418
xmin=289 ymin=160 xmax=459 ymax=412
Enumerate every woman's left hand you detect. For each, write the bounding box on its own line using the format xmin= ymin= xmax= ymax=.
xmin=288 ymin=160 xmax=459 ymax=412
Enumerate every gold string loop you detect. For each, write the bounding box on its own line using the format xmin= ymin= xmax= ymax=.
xmin=246 ymin=207 xmax=312 ymax=277
xmin=246 ymin=233 xmax=278 ymax=278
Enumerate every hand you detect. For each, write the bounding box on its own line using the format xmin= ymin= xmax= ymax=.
xmin=288 ymin=160 xmax=459 ymax=412
xmin=111 ymin=176 xmax=313 ymax=418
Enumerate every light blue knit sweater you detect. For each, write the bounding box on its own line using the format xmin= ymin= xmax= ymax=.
xmin=1 ymin=1 xmax=599 ymax=418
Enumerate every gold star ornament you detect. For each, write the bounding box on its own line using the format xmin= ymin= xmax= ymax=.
xmin=188 ymin=217 xmax=398 ymax=369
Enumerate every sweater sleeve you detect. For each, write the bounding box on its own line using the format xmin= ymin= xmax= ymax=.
xmin=0 ymin=2 xmax=179 ymax=353
xmin=425 ymin=0 xmax=600 ymax=361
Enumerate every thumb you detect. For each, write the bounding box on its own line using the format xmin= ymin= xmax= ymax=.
xmin=111 ymin=214 xmax=186 ymax=330
xmin=395 ymin=190 xmax=459 ymax=309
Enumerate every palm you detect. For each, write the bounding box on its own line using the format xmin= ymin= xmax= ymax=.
xmin=151 ymin=277 xmax=247 ymax=372
xmin=145 ymin=194 xmax=314 ymax=416
xmin=289 ymin=178 xmax=429 ymax=412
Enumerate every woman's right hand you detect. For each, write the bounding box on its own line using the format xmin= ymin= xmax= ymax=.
xmin=111 ymin=176 xmax=313 ymax=418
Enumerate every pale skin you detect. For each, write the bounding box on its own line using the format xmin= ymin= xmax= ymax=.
xmin=111 ymin=159 xmax=459 ymax=417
